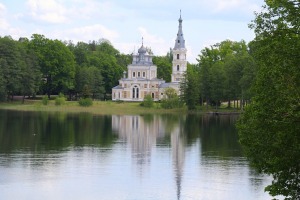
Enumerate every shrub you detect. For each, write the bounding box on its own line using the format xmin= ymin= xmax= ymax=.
xmin=55 ymin=93 xmax=66 ymax=106
xmin=42 ymin=95 xmax=49 ymax=105
xmin=78 ymin=98 xmax=93 ymax=107
xmin=140 ymin=94 xmax=154 ymax=108
xmin=161 ymin=96 xmax=183 ymax=109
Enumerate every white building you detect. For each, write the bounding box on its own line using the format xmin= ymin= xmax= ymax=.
xmin=112 ymin=13 xmax=187 ymax=101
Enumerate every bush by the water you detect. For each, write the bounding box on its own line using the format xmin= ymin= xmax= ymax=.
xmin=140 ymin=94 xmax=154 ymax=108
xmin=161 ymin=96 xmax=183 ymax=109
xmin=55 ymin=93 xmax=66 ymax=105
xmin=42 ymin=95 xmax=49 ymax=105
xmin=78 ymin=98 xmax=93 ymax=107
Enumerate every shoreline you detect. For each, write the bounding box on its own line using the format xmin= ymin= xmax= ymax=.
xmin=0 ymin=100 xmax=241 ymax=115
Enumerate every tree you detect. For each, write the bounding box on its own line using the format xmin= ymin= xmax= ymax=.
xmin=197 ymin=40 xmax=254 ymax=109
xmin=153 ymin=56 xmax=172 ymax=82
xmin=0 ymin=36 xmax=22 ymax=100
xmin=161 ymin=87 xmax=183 ymax=109
xmin=29 ymin=34 xmax=76 ymax=98
xmin=180 ymin=63 xmax=200 ymax=110
xmin=237 ymin=1 xmax=300 ymax=199
xmin=18 ymin=39 xmax=41 ymax=102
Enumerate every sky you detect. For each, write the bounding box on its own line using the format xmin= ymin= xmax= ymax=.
xmin=0 ymin=0 xmax=265 ymax=63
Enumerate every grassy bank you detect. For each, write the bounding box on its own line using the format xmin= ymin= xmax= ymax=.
xmin=0 ymin=99 xmax=242 ymax=115
xmin=0 ymin=100 xmax=188 ymax=115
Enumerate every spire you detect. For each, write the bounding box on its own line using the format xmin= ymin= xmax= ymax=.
xmin=174 ymin=10 xmax=185 ymax=49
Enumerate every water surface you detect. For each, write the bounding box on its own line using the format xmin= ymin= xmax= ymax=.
xmin=0 ymin=110 xmax=273 ymax=200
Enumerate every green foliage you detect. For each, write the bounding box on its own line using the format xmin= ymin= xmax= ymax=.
xmin=42 ymin=95 xmax=49 ymax=105
xmin=0 ymin=36 xmax=41 ymax=101
xmin=153 ymin=56 xmax=172 ymax=82
xmin=180 ymin=64 xmax=200 ymax=110
xmin=29 ymin=34 xmax=76 ymax=98
xmin=75 ymin=66 xmax=105 ymax=99
xmin=78 ymin=98 xmax=93 ymax=107
xmin=161 ymin=88 xmax=183 ymax=109
xmin=140 ymin=94 xmax=154 ymax=108
xmin=196 ymin=39 xmax=256 ymax=109
xmin=238 ymin=1 xmax=300 ymax=199
xmin=55 ymin=93 xmax=66 ymax=105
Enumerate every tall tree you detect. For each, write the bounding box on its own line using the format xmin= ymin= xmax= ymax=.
xmin=237 ymin=1 xmax=300 ymax=199
xmin=153 ymin=56 xmax=172 ymax=82
xmin=0 ymin=36 xmax=22 ymax=100
xmin=29 ymin=34 xmax=76 ymax=98
xmin=18 ymin=39 xmax=41 ymax=102
xmin=180 ymin=63 xmax=200 ymax=110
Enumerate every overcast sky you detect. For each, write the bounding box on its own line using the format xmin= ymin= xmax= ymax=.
xmin=0 ymin=0 xmax=265 ymax=63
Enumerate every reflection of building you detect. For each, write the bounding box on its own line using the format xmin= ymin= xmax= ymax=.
xmin=112 ymin=115 xmax=186 ymax=199
xmin=112 ymin=115 xmax=165 ymax=165
xmin=171 ymin=125 xmax=185 ymax=200
xmin=112 ymin=12 xmax=187 ymax=101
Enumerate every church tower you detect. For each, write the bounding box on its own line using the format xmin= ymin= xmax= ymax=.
xmin=171 ymin=11 xmax=187 ymax=83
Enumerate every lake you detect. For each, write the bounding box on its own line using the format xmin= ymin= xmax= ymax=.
xmin=0 ymin=110 xmax=273 ymax=200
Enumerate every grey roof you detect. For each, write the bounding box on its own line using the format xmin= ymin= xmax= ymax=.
xmin=159 ymin=83 xmax=172 ymax=88
xmin=174 ymin=12 xmax=185 ymax=49
xmin=159 ymin=82 xmax=180 ymax=88
xmin=112 ymin=85 xmax=124 ymax=89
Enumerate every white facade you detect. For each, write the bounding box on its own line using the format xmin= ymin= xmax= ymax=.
xmin=112 ymin=13 xmax=187 ymax=101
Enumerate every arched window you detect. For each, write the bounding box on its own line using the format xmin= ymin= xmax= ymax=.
xmin=177 ymin=65 xmax=179 ymax=71
xmin=177 ymin=54 xmax=179 ymax=59
xmin=132 ymin=86 xmax=139 ymax=99
xmin=133 ymin=72 xmax=136 ymax=77
xmin=152 ymin=93 xmax=154 ymax=99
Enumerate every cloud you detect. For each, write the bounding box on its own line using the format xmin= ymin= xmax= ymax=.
xmin=25 ymin=0 xmax=68 ymax=24
xmin=137 ymin=27 xmax=168 ymax=55
xmin=211 ymin=0 xmax=260 ymax=13
xmin=51 ymin=24 xmax=119 ymax=43
xmin=0 ymin=3 xmax=9 ymax=30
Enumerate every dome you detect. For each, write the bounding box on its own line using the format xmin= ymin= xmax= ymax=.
xmin=138 ymin=45 xmax=147 ymax=54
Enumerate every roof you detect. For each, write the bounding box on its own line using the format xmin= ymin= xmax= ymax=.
xmin=112 ymin=85 xmax=123 ymax=89
xmin=174 ymin=12 xmax=185 ymax=49
xmin=159 ymin=82 xmax=180 ymax=88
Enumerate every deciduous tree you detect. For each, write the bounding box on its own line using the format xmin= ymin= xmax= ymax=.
xmin=237 ymin=1 xmax=300 ymax=199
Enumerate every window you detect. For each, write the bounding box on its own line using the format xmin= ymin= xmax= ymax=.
xmin=177 ymin=65 xmax=179 ymax=71
xmin=152 ymin=93 xmax=154 ymax=98
xmin=133 ymin=72 xmax=136 ymax=77
xmin=132 ymin=86 xmax=139 ymax=99
xmin=143 ymin=72 xmax=145 ymax=77
xmin=178 ymin=40 xmax=180 ymax=43
xmin=138 ymin=72 xmax=140 ymax=77
xmin=177 ymin=54 xmax=179 ymax=59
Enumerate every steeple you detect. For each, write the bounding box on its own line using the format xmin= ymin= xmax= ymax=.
xmin=171 ymin=10 xmax=187 ymax=83
xmin=174 ymin=10 xmax=185 ymax=49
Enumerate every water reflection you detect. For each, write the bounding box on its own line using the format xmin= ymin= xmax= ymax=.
xmin=0 ymin=110 xmax=274 ymax=200
xmin=112 ymin=115 xmax=186 ymax=199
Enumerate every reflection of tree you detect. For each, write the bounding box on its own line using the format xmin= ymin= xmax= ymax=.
xmin=198 ymin=114 xmax=242 ymax=158
xmin=0 ymin=110 xmax=117 ymax=153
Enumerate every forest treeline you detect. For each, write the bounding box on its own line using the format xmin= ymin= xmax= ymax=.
xmin=0 ymin=34 xmax=176 ymax=102
xmin=181 ymin=40 xmax=256 ymax=110
xmin=0 ymin=33 xmax=255 ymax=108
